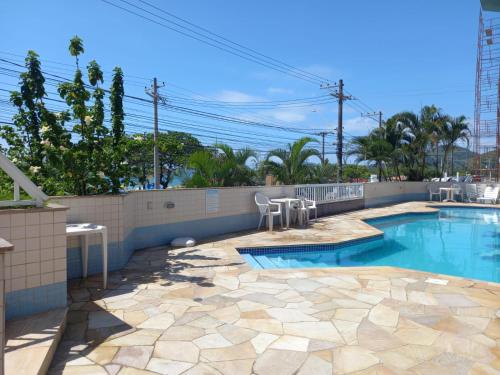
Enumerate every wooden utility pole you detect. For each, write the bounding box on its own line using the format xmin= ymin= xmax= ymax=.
xmin=315 ymin=131 xmax=335 ymax=164
xmin=361 ymin=111 xmax=384 ymax=129
xmin=337 ymin=80 xmax=345 ymax=181
xmin=321 ymin=80 xmax=352 ymax=182
xmin=153 ymin=78 xmax=160 ymax=189
xmin=146 ymin=78 xmax=166 ymax=189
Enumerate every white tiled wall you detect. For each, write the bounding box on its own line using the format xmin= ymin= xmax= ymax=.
xmin=0 ymin=248 xmax=5 ymax=375
xmin=0 ymin=207 xmax=67 ymax=293
xmin=52 ymin=196 xmax=125 ymax=250
xmin=53 ymin=186 xmax=295 ymax=250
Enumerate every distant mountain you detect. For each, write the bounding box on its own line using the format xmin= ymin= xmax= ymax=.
xmin=425 ymin=145 xmax=476 ymax=173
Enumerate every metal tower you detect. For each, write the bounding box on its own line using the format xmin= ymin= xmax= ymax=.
xmin=473 ymin=0 xmax=500 ymax=181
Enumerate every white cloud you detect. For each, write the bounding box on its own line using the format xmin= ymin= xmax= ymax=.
xmin=267 ymin=87 xmax=295 ymax=95
xmin=268 ymin=109 xmax=306 ymax=122
xmin=212 ymin=90 xmax=263 ymax=103
xmin=343 ymin=116 xmax=377 ymax=136
xmin=300 ymin=64 xmax=339 ymax=81
xmin=237 ymin=107 xmax=308 ymax=124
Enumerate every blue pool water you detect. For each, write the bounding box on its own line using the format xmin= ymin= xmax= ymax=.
xmin=239 ymin=208 xmax=500 ymax=283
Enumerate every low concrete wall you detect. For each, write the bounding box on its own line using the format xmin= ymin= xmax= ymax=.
xmin=0 ymin=238 xmax=13 ymax=375
xmin=51 ymin=181 xmax=474 ymax=281
xmin=52 ymin=186 xmax=295 ymax=279
xmin=364 ymin=182 xmax=450 ymax=208
xmin=317 ymin=199 xmax=364 ymax=216
xmin=0 ymin=205 xmax=68 ymax=320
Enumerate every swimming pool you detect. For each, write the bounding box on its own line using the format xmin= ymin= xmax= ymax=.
xmin=239 ymin=207 xmax=500 ymax=283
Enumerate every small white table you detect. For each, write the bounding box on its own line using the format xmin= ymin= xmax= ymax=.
xmin=270 ymin=198 xmax=301 ymax=229
xmin=439 ymin=187 xmax=461 ymax=202
xmin=66 ymin=223 xmax=108 ymax=289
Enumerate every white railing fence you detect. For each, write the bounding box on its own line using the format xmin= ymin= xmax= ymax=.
xmin=294 ymin=183 xmax=364 ymax=203
xmin=0 ymin=153 xmax=48 ymax=207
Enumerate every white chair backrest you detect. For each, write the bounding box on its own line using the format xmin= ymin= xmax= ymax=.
xmin=255 ymin=193 xmax=270 ymax=214
xmin=465 ymin=184 xmax=477 ymax=196
xmin=428 ymin=184 xmax=439 ymax=193
xmin=484 ymin=186 xmax=499 ymax=199
xmin=298 ymin=196 xmax=307 ymax=209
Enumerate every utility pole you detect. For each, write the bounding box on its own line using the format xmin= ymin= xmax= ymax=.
xmin=321 ymin=79 xmax=352 ymax=182
xmin=315 ymin=131 xmax=335 ymax=164
xmin=361 ymin=111 xmax=384 ymax=129
xmin=145 ymin=78 xmax=166 ymax=189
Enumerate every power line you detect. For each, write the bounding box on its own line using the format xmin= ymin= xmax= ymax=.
xmin=101 ymin=0 xmax=318 ymax=84
xmin=361 ymin=111 xmax=383 ymax=128
xmin=0 ymin=59 xmax=318 ymax=136
xmin=135 ymin=0 xmax=331 ymax=83
xmin=321 ymin=80 xmax=353 ymax=181
xmin=100 ymin=0 xmax=323 ymax=85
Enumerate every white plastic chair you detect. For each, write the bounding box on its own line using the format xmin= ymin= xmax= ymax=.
xmin=428 ymin=184 xmax=442 ymax=201
xmin=255 ymin=193 xmax=282 ymax=231
xmin=298 ymin=196 xmax=317 ymax=222
xmin=296 ymin=197 xmax=309 ymax=226
xmin=465 ymin=184 xmax=478 ymax=202
xmin=451 ymin=183 xmax=464 ymax=201
xmin=477 ymin=186 xmax=500 ymax=204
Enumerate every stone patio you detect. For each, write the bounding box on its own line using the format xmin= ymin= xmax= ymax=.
xmin=48 ymin=202 xmax=500 ymax=374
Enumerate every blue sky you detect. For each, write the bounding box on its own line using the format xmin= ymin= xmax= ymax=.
xmin=0 ymin=0 xmax=480 ymax=159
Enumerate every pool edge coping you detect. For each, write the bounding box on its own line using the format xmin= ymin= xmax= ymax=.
xmin=231 ymin=202 xmax=500 ymax=286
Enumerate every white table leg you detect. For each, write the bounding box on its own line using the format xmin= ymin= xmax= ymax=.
xmin=101 ymin=229 xmax=108 ymax=289
xmin=448 ymin=190 xmax=455 ymax=202
xmin=285 ymin=201 xmax=290 ymax=229
xmin=81 ymin=235 xmax=88 ymax=278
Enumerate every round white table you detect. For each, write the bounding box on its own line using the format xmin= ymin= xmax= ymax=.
xmin=66 ymin=223 xmax=108 ymax=289
xmin=439 ymin=187 xmax=461 ymax=202
xmin=270 ymin=198 xmax=301 ymax=229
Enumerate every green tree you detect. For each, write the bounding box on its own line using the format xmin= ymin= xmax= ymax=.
xmin=350 ymin=135 xmax=392 ymax=181
xmin=263 ymin=137 xmax=320 ymax=184
xmin=392 ymin=106 xmax=441 ymax=181
xmin=157 ymin=132 xmax=202 ymax=188
xmin=378 ymin=117 xmax=405 ymax=180
xmin=127 ymin=134 xmax=153 ymax=189
xmin=185 ymin=144 xmax=257 ymax=187
xmin=0 ymin=51 xmax=70 ymax=194
xmin=310 ymin=162 xmax=336 ymax=183
xmin=342 ymin=164 xmax=371 ymax=181
xmin=441 ymin=115 xmax=470 ymax=175
xmin=69 ymin=36 xmax=84 ymax=68
xmin=107 ymin=67 xmax=127 ymax=193
xmin=214 ymin=144 xmax=257 ymax=186
xmin=58 ymin=37 xmax=109 ymax=194
xmin=186 ymin=149 xmax=218 ymax=187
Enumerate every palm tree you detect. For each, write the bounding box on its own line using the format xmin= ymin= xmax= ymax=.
xmin=186 ymin=144 xmax=257 ymax=187
xmin=187 ymin=150 xmax=218 ymax=187
xmin=310 ymin=162 xmax=336 ymax=183
xmin=215 ymin=144 xmax=257 ymax=186
xmin=441 ymin=115 xmax=470 ymax=175
xmin=264 ymin=137 xmax=320 ymax=184
xmin=374 ymin=117 xmax=405 ymax=180
xmin=393 ymin=106 xmax=441 ymax=181
xmin=429 ymin=116 xmax=446 ymax=177
xmin=350 ymin=135 xmax=392 ymax=181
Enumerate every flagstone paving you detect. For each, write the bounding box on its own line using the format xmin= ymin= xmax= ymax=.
xmin=48 ymin=202 xmax=500 ymax=374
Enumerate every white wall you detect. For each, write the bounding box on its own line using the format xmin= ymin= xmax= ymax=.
xmin=0 ymin=207 xmax=67 ymax=294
